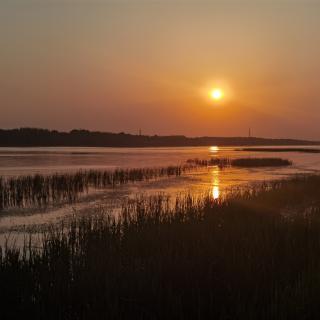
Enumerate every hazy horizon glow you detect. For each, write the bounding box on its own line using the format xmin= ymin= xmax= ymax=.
xmin=1 ymin=1 xmax=320 ymax=139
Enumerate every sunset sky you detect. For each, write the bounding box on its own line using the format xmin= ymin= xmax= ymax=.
xmin=1 ymin=0 xmax=320 ymax=139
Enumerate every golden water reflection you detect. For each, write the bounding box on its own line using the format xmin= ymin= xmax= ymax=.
xmin=210 ymin=146 xmax=219 ymax=153
xmin=212 ymin=167 xmax=220 ymax=199
xmin=212 ymin=186 xmax=220 ymax=200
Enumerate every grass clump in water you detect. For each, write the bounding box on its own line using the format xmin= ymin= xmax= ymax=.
xmin=187 ymin=157 xmax=292 ymax=168
xmin=0 ymin=165 xmax=193 ymax=211
xmin=231 ymin=157 xmax=292 ymax=167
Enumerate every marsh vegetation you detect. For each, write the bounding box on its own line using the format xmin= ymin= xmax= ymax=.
xmin=187 ymin=157 xmax=292 ymax=168
xmin=1 ymin=174 xmax=320 ymax=319
xmin=0 ymin=165 xmax=191 ymax=211
xmin=0 ymin=157 xmax=293 ymax=211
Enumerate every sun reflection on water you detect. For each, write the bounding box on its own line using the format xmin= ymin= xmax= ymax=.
xmin=212 ymin=185 xmax=220 ymax=200
xmin=212 ymin=167 xmax=220 ymax=200
xmin=210 ymin=146 xmax=219 ymax=153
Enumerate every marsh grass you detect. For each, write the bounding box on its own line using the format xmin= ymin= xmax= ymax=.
xmin=187 ymin=157 xmax=231 ymax=167
xmin=0 ymin=165 xmax=194 ymax=211
xmin=1 ymin=174 xmax=320 ymax=319
xmin=187 ymin=157 xmax=292 ymax=168
xmin=231 ymin=157 xmax=292 ymax=167
xmin=0 ymin=158 xmax=292 ymax=211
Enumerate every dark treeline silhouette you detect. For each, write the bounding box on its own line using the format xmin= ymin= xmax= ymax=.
xmin=0 ymin=128 xmax=318 ymax=147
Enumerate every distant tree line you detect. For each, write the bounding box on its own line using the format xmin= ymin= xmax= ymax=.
xmin=0 ymin=128 xmax=317 ymax=147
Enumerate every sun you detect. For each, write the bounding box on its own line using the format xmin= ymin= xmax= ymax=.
xmin=210 ymin=88 xmax=223 ymax=101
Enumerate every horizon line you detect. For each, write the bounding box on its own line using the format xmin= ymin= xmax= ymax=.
xmin=0 ymin=127 xmax=319 ymax=143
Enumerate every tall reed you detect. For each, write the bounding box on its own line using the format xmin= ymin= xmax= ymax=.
xmin=0 ymin=165 xmax=192 ymax=210
xmin=1 ymin=174 xmax=320 ymax=319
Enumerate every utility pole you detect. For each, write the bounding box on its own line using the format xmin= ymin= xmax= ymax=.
xmin=248 ymin=128 xmax=251 ymax=138
xmin=139 ymin=128 xmax=142 ymax=136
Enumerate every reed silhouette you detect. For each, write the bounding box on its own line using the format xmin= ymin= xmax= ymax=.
xmin=0 ymin=165 xmax=192 ymax=211
xmin=0 ymin=158 xmax=292 ymax=211
xmin=187 ymin=157 xmax=292 ymax=168
xmin=1 ymin=174 xmax=320 ymax=319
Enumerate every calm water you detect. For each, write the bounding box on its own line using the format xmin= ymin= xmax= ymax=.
xmin=0 ymin=146 xmax=320 ymax=234
xmin=1 ymin=146 xmax=320 ymax=176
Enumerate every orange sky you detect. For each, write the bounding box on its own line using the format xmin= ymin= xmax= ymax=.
xmin=1 ymin=1 xmax=320 ymax=139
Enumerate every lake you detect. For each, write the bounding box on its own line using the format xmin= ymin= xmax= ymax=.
xmin=0 ymin=145 xmax=320 ymax=236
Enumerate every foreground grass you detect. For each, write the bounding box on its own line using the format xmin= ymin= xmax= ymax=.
xmin=1 ymin=175 xmax=320 ymax=319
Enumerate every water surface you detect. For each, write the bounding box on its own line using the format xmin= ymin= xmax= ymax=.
xmin=0 ymin=146 xmax=319 ymax=234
